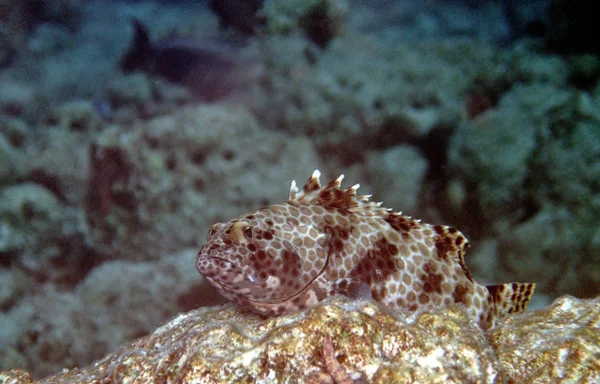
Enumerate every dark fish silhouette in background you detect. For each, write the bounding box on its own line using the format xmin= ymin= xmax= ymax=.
xmin=120 ymin=20 xmax=264 ymax=101
xmin=208 ymin=0 xmax=265 ymax=35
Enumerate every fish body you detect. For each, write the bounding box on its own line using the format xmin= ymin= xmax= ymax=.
xmin=120 ymin=20 xmax=263 ymax=101
xmin=197 ymin=171 xmax=534 ymax=329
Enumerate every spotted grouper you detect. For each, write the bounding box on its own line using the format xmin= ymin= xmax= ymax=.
xmin=196 ymin=170 xmax=534 ymax=329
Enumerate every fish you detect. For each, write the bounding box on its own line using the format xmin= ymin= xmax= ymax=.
xmin=196 ymin=170 xmax=535 ymax=329
xmin=119 ymin=19 xmax=264 ymax=101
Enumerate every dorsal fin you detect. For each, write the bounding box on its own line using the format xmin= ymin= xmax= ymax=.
xmin=304 ymin=169 xmax=323 ymax=193
xmin=132 ymin=19 xmax=152 ymax=52
xmin=289 ymin=170 xmax=388 ymax=215
xmin=120 ymin=18 xmax=155 ymax=73
xmin=431 ymin=224 xmax=472 ymax=281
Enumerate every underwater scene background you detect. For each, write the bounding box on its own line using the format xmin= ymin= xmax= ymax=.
xmin=0 ymin=0 xmax=598 ymax=379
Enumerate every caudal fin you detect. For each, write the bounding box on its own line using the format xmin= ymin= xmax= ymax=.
xmin=487 ymin=282 xmax=535 ymax=325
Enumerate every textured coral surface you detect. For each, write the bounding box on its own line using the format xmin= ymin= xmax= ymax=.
xmin=1 ymin=295 xmax=598 ymax=384
xmin=490 ymin=295 xmax=600 ymax=383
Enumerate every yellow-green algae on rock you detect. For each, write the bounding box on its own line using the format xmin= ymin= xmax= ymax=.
xmin=1 ymin=295 xmax=599 ymax=384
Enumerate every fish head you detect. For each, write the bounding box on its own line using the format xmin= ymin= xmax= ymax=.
xmin=196 ymin=204 xmax=328 ymax=314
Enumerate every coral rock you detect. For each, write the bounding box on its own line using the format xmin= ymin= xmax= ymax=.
xmin=2 ymin=295 xmax=598 ymax=383
xmin=0 ymin=369 xmax=35 ymax=384
xmin=490 ymin=295 xmax=600 ymax=383
xmin=31 ymin=297 xmax=500 ymax=383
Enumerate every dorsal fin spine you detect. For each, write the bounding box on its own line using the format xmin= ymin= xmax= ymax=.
xmin=289 ymin=180 xmax=298 ymax=200
xmin=289 ymin=170 xmax=394 ymax=215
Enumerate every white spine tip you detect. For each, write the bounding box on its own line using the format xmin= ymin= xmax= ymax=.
xmin=289 ymin=180 xmax=298 ymax=199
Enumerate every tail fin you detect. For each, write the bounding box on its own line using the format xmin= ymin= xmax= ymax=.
xmin=487 ymin=282 xmax=535 ymax=324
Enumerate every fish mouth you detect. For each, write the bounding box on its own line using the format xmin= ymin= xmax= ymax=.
xmin=196 ymin=255 xmax=239 ymax=279
xmin=197 ymin=254 xmax=315 ymax=305
xmin=197 ymin=255 xmax=257 ymax=289
xmin=196 ymin=255 xmax=250 ymax=298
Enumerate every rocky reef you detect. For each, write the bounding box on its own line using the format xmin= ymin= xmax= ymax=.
xmin=1 ymin=295 xmax=598 ymax=383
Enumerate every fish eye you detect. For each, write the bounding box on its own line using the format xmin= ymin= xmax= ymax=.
xmin=230 ymin=221 xmax=252 ymax=243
